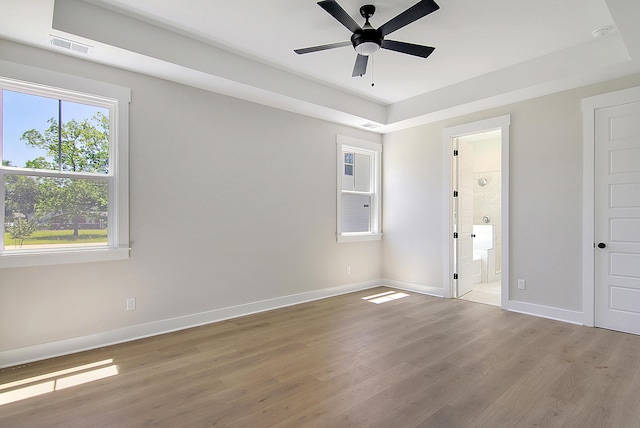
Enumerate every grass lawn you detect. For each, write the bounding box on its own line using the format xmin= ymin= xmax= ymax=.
xmin=4 ymin=229 xmax=108 ymax=246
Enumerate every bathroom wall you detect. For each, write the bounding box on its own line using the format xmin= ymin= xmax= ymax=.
xmin=472 ymin=137 xmax=501 ymax=272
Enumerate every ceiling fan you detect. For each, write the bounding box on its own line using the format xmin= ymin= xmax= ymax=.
xmin=294 ymin=0 xmax=440 ymax=77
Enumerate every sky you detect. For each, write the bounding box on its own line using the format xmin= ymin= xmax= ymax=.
xmin=2 ymin=89 xmax=109 ymax=168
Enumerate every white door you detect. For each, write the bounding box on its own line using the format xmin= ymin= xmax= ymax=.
xmin=454 ymin=140 xmax=475 ymax=297
xmin=595 ymin=101 xmax=640 ymax=335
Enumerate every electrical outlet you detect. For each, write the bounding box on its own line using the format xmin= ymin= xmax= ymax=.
xmin=126 ymin=297 xmax=136 ymax=311
xmin=518 ymin=279 xmax=526 ymax=290
xmin=346 ymin=266 xmax=351 ymax=274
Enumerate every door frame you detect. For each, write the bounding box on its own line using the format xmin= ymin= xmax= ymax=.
xmin=581 ymin=85 xmax=640 ymax=327
xmin=442 ymin=115 xmax=511 ymax=306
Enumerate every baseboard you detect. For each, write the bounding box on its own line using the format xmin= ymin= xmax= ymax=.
xmin=0 ymin=280 xmax=381 ymax=368
xmin=1 ymin=281 xmax=586 ymax=368
xmin=384 ymin=278 xmax=583 ymax=325
xmin=505 ymin=299 xmax=584 ymax=325
xmin=381 ymin=278 xmax=445 ymax=298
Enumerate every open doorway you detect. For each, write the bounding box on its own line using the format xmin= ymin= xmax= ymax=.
xmin=455 ymin=131 xmax=502 ymax=306
xmin=442 ymin=116 xmax=510 ymax=308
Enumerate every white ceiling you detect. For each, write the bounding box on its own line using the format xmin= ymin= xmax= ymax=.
xmin=1 ymin=0 xmax=640 ymax=133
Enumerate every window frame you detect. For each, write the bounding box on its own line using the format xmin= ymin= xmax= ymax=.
xmin=0 ymin=61 xmax=130 ymax=268
xmin=336 ymin=135 xmax=382 ymax=243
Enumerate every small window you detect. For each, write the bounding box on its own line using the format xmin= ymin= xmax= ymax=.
xmin=344 ymin=153 xmax=354 ymax=176
xmin=0 ymin=65 xmax=130 ymax=267
xmin=336 ymin=136 xmax=381 ymax=242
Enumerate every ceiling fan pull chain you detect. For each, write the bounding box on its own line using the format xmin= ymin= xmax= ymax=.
xmin=371 ymin=55 xmax=375 ymax=87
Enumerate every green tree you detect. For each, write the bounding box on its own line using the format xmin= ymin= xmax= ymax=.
xmin=3 ymin=160 xmax=39 ymax=222
xmin=36 ymin=177 xmax=108 ymax=237
xmin=4 ymin=175 xmax=40 ymax=221
xmin=21 ymin=112 xmax=109 ymax=173
xmin=19 ymin=113 xmax=110 ymax=239
xmin=8 ymin=217 xmax=38 ymax=248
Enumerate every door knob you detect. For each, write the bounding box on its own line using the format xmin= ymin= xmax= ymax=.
xmin=597 ymin=242 xmax=606 ymax=249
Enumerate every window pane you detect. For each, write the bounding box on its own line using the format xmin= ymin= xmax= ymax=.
xmin=4 ymin=175 xmax=108 ymax=249
xmin=3 ymin=90 xmax=57 ymax=169
xmin=342 ymin=194 xmax=371 ymax=233
xmin=354 ymin=152 xmax=371 ymax=192
xmin=61 ymin=100 xmax=110 ymax=174
xmin=2 ymin=90 xmax=110 ymax=173
xmin=344 ymin=153 xmax=354 ymax=164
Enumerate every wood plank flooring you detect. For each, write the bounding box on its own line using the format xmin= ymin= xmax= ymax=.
xmin=2 ymin=286 xmax=640 ymax=427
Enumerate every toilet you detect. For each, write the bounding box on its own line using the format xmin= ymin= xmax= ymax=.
xmin=473 ymin=224 xmax=496 ymax=283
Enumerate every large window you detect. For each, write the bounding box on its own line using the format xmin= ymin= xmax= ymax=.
xmin=0 ymin=64 xmax=130 ymax=267
xmin=336 ymin=135 xmax=381 ymax=242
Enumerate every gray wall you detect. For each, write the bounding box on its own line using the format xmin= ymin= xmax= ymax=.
xmin=4 ymin=35 xmax=640 ymax=359
xmin=383 ymin=73 xmax=640 ymax=311
xmin=0 ymin=40 xmax=382 ymax=353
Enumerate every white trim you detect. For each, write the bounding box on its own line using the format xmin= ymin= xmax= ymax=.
xmin=441 ymin=136 xmax=453 ymax=298
xmin=0 ymin=60 xmax=131 ymax=103
xmin=381 ymin=279 xmax=445 ymax=298
xmin=500 ymin=120 xmax=511 ymax=309
xmin=0 ymin=279 xmax=381 ymax=368
xmin=506 ymin=300 xmax=584 ymax=325
xmin=581 ymin=85 xmax=640 ymax=327
xmin=337 ymin=233 xmax=382 ymax=243
xmin=336 ymin=135 xmax=382 ymax=241
xmin=442 ymin=115 xmax=511 ymax=303
xmin=0 ymin=247 xmax=129 ymax=268
xmin=337 ymin=136 xmax=381 ymax=152
xmin=582 ymin=96 xmax=597 ymax=327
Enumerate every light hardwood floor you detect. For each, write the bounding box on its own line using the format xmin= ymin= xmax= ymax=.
xmin=2 ymin=287 xmax=640 ymax=427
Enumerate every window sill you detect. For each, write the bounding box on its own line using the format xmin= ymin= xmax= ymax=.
xmin=337 ymin=233 xmax=382 ymax=243
xmin=0 ymin=246 xmax=130 ymax=268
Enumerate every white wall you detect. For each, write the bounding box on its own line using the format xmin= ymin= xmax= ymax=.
xmin=383 ymin=73 xmax=640 ymax=312
xmin=382 ymin=125 xmax=445 ymax=289
xmin=471 ymin=138 xmax=501 ymax=272
xmin=0 ymin=40 xmax=382 ymax=361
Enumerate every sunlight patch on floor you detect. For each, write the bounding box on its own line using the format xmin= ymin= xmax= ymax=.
xmin=0 ymin=359 xmax=118 ymax=405
xmin=362 ymin=290 xmax=410 ymax=304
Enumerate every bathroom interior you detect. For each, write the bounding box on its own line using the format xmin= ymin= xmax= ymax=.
xmin=459 ymin=131 xmax=501 ymax=306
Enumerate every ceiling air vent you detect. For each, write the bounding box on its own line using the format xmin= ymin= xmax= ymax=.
xmin=50 ymin=36 xmax=92 ymax=54
xmin=361 ymin=123 xmax=382 ymax=129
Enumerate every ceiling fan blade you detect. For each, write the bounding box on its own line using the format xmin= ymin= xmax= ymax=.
xmin=352 ymin=54 xmax=369 ymax=77
xmin=294 ymin=41 xmax=352 ymax=55
xmin=318 ymin=0 xmax=361 ymax=33
xmin=381 ymin=40 xmax=435 ymax=58
xmin=378 ymin=0 xmax=439 ymax=37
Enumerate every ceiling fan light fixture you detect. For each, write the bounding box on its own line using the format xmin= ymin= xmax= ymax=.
xmin=351 ymin=27 xmax=382 ymax=56
xmin=355 ymin=41 xmax=380 ymax=56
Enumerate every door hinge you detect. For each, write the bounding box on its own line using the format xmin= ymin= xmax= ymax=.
xmin=453 ymin=190 xmax=458 ymax=197
xmin=453 ymin=232 xmax=458 ymax=238
xmin=453 ymin=149 xmax=459 ymax=156
xmin=453 ymin=273 xmax=458 ymax=280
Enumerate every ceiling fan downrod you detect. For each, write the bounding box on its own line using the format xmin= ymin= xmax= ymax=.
xmin=351 ymin=5 xmax=382 ymax=56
